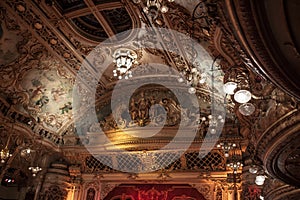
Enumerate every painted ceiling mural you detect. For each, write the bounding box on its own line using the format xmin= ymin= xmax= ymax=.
xmin=20 ymin=68 xmax=73 ymax=132
xmin=0 ymin=5 xmax=75 ymax=134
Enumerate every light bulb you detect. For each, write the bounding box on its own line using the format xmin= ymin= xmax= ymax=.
xmin=188 ymin=87 xmax=196 ymax=94
xmin=210 ymin=128 xmax=216 ymax=134
xmin=161 ymin=5 xmax=168 ymax=13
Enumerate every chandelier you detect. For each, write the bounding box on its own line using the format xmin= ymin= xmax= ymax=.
xmin=227 ymin=159 xmax=243 ymax=174
xmin=199 ymin=114 xmax=225 ymax=134
xmin=249 ymin=164 xmax=266 ymax=186
xmin=0 ymin=131 xmax=12 ymax=163
xmin=217 ymin=141 xmax=237 ymax=157
xmin=177 ymin=66 xmax=207 ymax=94
xmin=0 ymin=146 xmax=12 ymax=163
xmin=133 ymin=0 xmax=174 ymax=19
xmin=28 ymin=166 xmax=42 ymax=176
xmin=112 ymin=48 xmax=137 ymax=80
xmin=223 ymin=69 xmax=255 ymax=116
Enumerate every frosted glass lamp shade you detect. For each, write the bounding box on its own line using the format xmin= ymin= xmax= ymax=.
xmin=234 ymin=89 xmax=252 ymax=103
xmin=239 ymin=103 xmax=255 ymax=116
xmin=255 ymin=175 xmax=265 ymax=185
xmin=223 ymin=81 xmax=237 ymax=94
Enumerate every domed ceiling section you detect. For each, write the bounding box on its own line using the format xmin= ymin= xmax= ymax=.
xmin=52 ymin=0 xmax=134 ymax=42
xmin=225 ymin=0 xmax=300 ymax=100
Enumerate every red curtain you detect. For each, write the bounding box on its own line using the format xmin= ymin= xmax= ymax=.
xmin=104 ymin=184 xmax=207 ymax=200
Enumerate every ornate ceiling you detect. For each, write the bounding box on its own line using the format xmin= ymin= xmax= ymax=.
xmin=0 ymin=0 xmax=300 ymax=199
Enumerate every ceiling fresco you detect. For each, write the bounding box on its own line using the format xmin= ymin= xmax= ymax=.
xmin=20 ymin=68 xmax=73 ymax=132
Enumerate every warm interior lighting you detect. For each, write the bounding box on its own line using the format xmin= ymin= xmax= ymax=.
xmin=234 ymin=89 xmax=252 ymax=103
xmin=139 ymin=0 xmax=174 ymax=18
xmin=255 ymin=175 xmax=265 ymax=185
xmin=28 ymin=166 xmax=42 ymax=176
xmin=223 ymin=81 xmax=237 ymax=95
xmin=0 ymin=147 xmax=11 ymax=163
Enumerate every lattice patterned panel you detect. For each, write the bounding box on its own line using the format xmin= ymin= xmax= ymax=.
xmin=185 ymin=151 xmax=226 ymax=171
xmin=116 ymin=153 xmax=141 ymax=172
xmin=85 ymin=155 xmax=114 ymax=173
xmin=84 ymin=150 xmax=225 ymax=173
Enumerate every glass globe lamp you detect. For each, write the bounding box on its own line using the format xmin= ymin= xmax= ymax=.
xmin=223 ymin=81 xmax=237 ymax=95
xmin=234 ymin=89 xmax=252 ymax=103
xmin=249 ymin=165 xmax=259 ymax=174
xmin=255 ymin=175 xmax=265 ymax=185
xmin=239 ymin=103 xmax=255 ymax=116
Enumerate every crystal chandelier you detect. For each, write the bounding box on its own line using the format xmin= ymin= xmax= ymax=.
xmin=28 ymin=166 xmax=42 ymax=176
xmin=0 ymin=132 xmax=12 ymax=163
xmin=227 ymin=159 xmax=243 ymax=174
xmin=133 ymin=0 xmax=174 ymax=19
xmin=207 ymin=114 xmax=224 ymax=134
xmin=217 ymin=141 xmax=237 ymax=157
xmin=177 ymin=66 xmax=207 ymax=94
xmin=112 ymin=48 xmax=137 ymax=80
xmin=0 ymin=146 xmax=12 ymax=163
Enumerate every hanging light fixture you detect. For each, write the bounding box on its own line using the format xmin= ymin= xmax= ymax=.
xmin=217 ymin=141 xmax=237 ymax=157
xmin=207 ymin=114 xmax=225 ymax=134
xmin=233 ymin=72 xmax=252 ymax=104
xmin=112 ymin=48 xmax=137 ymax=80
xmin=234 ymin=89 xmax=252 ymax=104
xmin=28 ymin=166 xmax=42 ymax=177
xmin=0 ymin=128 xmax=12 ymax=163
xmin=133 ymin=0 xmax=174 ymax=19
xmin=227 ymin=159 xmax=243 ymax=174
xmin=248 ymin=163 xmax=266 ymax=186
xmin=223 ymin=67 xmax=238 ymax=95
xmin=255 ymin=175 xmax=266 ymax=186
xmin=0 ymin=146 xmax=12 ymax=163
xmin=239 ymin=103 xmax=255 ymax=116
xmin=224 ymin=68 xmax=255 ymax=115
xmin=223 ymin=81 xmax=237 ymax=95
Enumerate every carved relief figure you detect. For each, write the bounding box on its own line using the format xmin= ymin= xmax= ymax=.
xmin=129 ymin=98 xmax=138 ymax=122
xmin=138 ymin=92 xmax=150 ymax=121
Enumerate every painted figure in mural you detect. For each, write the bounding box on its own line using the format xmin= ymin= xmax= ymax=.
xmin=35 ymin=95 xmax=49 ymax=108
xmin=51 ymin=87 xmax=66 ymax=101
xmin=59 ymin=102 xmax=72 ymax=114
